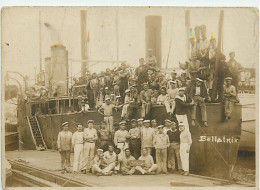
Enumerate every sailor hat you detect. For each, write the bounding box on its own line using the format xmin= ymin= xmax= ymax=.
xmin=144 ymin=120 xmax=150 ymax=123
xmin=87 ymin=120 xmax=94 ymax=124
xmin=225 ymin=77 xmax=232 ymax=81
xmin=171 ymin=70 xmax=177 ymax=74
xmin=105 ymin=87 xmax=109 ymax=90
xmin=116 ymin=95 xmax=121 ymax=98
xmin=131 ymin=119 xmax=137 ymax=123
xmin=62 ymin=122 xmax=69 ymax=126
xmin=157 ymin=125 xmax=164 ymax=129
xmin=196 ymin=78 xmax=203 ymax=82
xmin=77 ymin=123 xmax=83 ymax=127
xmin=169 ymin=80 xmax=176 ymax=84
xmin=179 ymin=122 xmax=185 ymax=126
xmin=125 ymin=89 xmax=130 ymax=93
xmin=151 ymin=119 xmax=157 ymax=123
xmin=97 ymin=149 xmax=103 ymax=152
xmin=105 ymin=97 xmax=111 ymax=101
xmin=165 ymin=119 xmax=172 ymax=123
xmin=137 ymin=118 xmax=144 ymax=122
xmin=142 ymin=82 xmax=149 ymax=86
xmin=119 ymin=121 xmax=127 ymax=125
xmin=178 ymin=87 xmax=185 ymax=91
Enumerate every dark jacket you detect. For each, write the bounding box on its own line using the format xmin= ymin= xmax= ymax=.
xmin=188 ymin=83 xmax=208 ymax=100
xmin=175 ymin=95 xmax=191 ymax=115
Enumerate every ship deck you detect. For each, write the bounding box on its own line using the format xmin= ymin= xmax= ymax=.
xmin=5 ymin=150 xmax=254 ymax=187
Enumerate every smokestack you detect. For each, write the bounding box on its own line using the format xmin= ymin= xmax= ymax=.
xmin=81 ymin=10 xmax=88 ymax=78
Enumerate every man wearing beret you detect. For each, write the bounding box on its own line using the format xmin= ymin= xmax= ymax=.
xmin=153 ymin=125 xmax=170 ymax=174
xmin=189 ymin=78 xmax=209 ymax=127
xmin=223 ymin=77 xmax=237 ymax=120
xmin=114 ymin=121 xmax=130 ymax=156
xmin=128 ymin=119 xmax=141 ymax=159
xmin=72 ymin=124 xmax=84 ymax=174
xmin=82 ymin=120 xmax=98 ymax=174
xmin=57 ymin=122 xmax=72 ymax=174
xmin=141 ymin=120 xmax=154 ymax=155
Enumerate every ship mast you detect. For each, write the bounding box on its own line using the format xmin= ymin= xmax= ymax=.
xmin=80 ymin=10 xmax=88 ymax=78
xmin=39 ymin=11 xmax=42 ymax=72
xmin=211 ymin=10 xmax=224 ymax=100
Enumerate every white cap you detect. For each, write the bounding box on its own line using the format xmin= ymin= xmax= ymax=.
xmin=196 ymin=78 xmax=203 ymax=82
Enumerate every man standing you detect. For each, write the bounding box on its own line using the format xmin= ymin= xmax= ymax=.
xmin=137 ymin=118 xmax=144 ymax=130
xmin=153 ymin=125 xmax=170 ymax=174
xmin=120 ymin=148 xmax=136 ymax=175
xmin=167 ymin=122 xmax=182 ymax=173
xmin=189 ymin=78 xmax=209 ymax=127
xmin=140 ymin=83 xmax=153 ymax=118
xmin=167 ymin=81 xmax=179 ymax=113
xmin=72 ymin=124 xmax=84 ymax=174
xmin=82 ymin=120 xmax=98 ymax=174
xmin=179 ymin=122 xmax=192 ymax=176
xmin=114 ymin=121 xmax=130 ymax=156
xmin=227 ymin=51 xmax=244 ymax=98
xmin=128 ymin=119 xmax=141 ymax=159
xmin=141 ymin=120 xmax=154 ymax=155
xmin=98 ymin=121 xmax=112 ymax=152
xmin=167 ymin=71 xmax=182 ymax=88
xmin=223 ymin=77 xmax=237 ymax=120
xmin=163 ymin=119 xmax=172 ymax=134
xmin=121 ymin=89 xmax=131 ymax=120
xmin=135 ymin=148 xmax=158 ymax=175
xmin=175 ymin=88 xmax=194 ymax=130
xmin=57 ymin=122 xmax=72 ymax=174
xmin=99 ymin=97 xmax=122 ymax=132
xmin=146 ymin=49 xmax=157 ymax=67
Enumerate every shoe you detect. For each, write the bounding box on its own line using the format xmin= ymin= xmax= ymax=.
xmin=163 ymin=171 xmax=168 ymax=174
xmin=203 ymin=121 xmax=208 ymax=127
xmin=178 ymin=169 xmax=183 ymax=174
xmin=180 ymin=170 xmax=185 ymax=175
xmin=191 ymin=120 xmax=196 ymax=127
xmin=82 ymin=169 xmax=86 ymax=174
xmin=89 ymin=168 xmax=92 ymax=173
xmin=114 ymin=171 xmax=118 ymax=175
xmin=225 ymin=116 xmax=229 ymax=121
xmin=148 ymin=171 xmax=156 ymax=175
xmin=96 ymin=172 xmax=102 ymax=176
xmin=183 ymin=171 xmax=189 ymax=176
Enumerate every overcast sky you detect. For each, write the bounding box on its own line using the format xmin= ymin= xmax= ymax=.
xmin=2 ymin=7 xmax=258 ymax=84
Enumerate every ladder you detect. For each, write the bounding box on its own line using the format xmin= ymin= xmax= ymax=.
xmin=27 ymin=116 xmax=47 ymax=151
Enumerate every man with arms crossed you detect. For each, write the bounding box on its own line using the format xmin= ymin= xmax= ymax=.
xmin=57 ymin=122 xmax=72 ymax=174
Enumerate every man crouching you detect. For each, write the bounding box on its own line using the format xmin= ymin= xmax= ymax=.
xmin=135 ymin=148 xmax=157 ymax=175
xmin=120 ymin=148 xmax=136 ymax=175
xmin=92 ymin=149 xmax=112 ymax=176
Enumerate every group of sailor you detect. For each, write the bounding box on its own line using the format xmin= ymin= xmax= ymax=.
xmin=57 ymin=117 xmax=192 ymax=176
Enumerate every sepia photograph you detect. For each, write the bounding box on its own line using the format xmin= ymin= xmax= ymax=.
xmin=1 ymin=6 xmax=258 ymax=188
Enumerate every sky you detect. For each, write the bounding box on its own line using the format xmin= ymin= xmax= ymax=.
xmin=2 ymin=7 xmax=258 ymax=85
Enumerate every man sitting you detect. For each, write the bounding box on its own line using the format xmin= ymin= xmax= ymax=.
xmin=135 ymin=148 xmax=158 ymax=175
xmin=103 ymin=145 xmax=120 ymax=174
xmin=92 ymin=149 xmax=112 ymax=176
xmin=120 ymin=148 xmax=136 ymax=175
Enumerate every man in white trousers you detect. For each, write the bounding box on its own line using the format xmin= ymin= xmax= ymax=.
xmin=82 ymin=120 xmax=98 ymax=174
xmin=175 ymin=88 xmax=194 ymax=131
xmin=72 ymin=124 xmax=84 ymax=174
xmin=179 ymin=122 xmax=192 ymax=176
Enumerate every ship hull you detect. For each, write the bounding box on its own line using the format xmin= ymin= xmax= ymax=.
xmin=18 ymin=103 xmax=241 ymax=180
